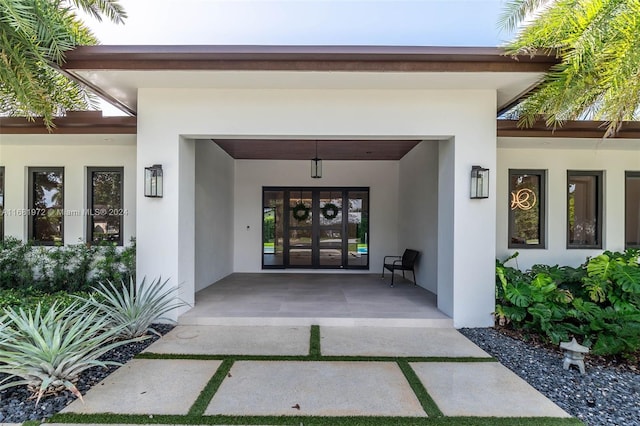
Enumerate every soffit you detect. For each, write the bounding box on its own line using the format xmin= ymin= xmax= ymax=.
xmin=61 ymin=45 xmax=555 ymax=116
xmin=211 ymin=139 xmax=422 ymax=160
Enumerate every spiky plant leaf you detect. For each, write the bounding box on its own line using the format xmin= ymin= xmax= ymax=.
xmin=79 ymin=277 xmax=188 ymax=339
xmin=0 ymin=300 xmax=143 ymax=404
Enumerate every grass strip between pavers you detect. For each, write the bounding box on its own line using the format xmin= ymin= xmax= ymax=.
xmin=136 ymin=352 xmax=496 ymax=363
xmin=49 ymin=413 xmax=584 ymax=425
xmin=397 ymin=359 xmax=443 ymax=418
xmin=310 ymin=324 xmax=321 ymax=357
xmin=187 ymin=359 xmax=234 ymax=417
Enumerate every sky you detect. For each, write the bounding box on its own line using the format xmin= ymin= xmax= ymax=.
xmin=85 ymin=0 xmax=515 ymax=47
xmin=85 ymin=0 xmax=515 ymax=115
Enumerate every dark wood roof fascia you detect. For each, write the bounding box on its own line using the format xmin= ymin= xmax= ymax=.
xmin=0 ymin=115 xmax=137 ymax=135
xmin=497 ymin=120 xmax=640 ymax=139
xmin=5 ymin=118 xmax=640 ymax=138
xmin=62 ymin=45 xmax=558 ymax=72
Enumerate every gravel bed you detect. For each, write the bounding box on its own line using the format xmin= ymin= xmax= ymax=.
xmin=0 ymin=324 xmax=174 ymax=423
xmin=459 ymin=327 xmax=640 ymax=426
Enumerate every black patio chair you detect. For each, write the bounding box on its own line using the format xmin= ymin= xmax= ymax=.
xmin=382 ymin=249 xmax=420 ymax=287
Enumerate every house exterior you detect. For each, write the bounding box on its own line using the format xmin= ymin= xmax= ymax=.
xmin=1 ymin=46 xmax=639 ymax=327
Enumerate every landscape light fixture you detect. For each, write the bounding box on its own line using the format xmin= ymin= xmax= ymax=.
xmin=311 ymin=140 xmax=322 ymax=179
xmin=144 ymin=164 xmax=163 ymax=198
xmin=470 ymin=165 xmax=489 ymax=199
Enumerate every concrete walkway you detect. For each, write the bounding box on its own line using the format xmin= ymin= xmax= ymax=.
xmin=53 ymin=325 xmax=574 ymax=425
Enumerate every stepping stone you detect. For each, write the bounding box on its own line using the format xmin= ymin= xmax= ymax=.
xmin=206 ymin=361 xmax=426 ymax=417
xmin=143 ymin=325 xmax=309 ymax=355
xmin=62 ymin=359 xmax=221 ymax=415
xmin=321 ymin=326 xmax=490 ymax=357
xmin=411 ymin=362 xmax=571 ymax=417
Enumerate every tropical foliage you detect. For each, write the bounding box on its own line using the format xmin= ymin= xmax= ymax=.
xmin=0 ymin=0 xmax=126 ymax=126
xmin=0 ymin=301 xmax=142 ymax=404
xmin=501 ymin=0 xmax=640 ymax=136
xmin=0 ymin=237 xmax=136 ymax=293
xmin=79 ymin=277 xmax=187 ymax=339
xmin=496 ymin=250 xmax=640 ymax=355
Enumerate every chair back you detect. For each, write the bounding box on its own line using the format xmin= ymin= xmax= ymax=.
xmin=402 ymin=249 xmax=420 ymax=268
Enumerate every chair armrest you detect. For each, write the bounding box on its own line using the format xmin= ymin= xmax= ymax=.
xmin=392 ymin=259 xmax=403 ymax=267
xmin=383 ymin=255 xmax=402 ymax=263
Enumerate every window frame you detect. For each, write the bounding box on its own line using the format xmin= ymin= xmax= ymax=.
xmin=0 ymin=166 xmax=4 ymax=241
xmin=566 ymin=170 xmax=603 ymax=249
xmin=508 ymin=169 xmax=547 ymax=249
xmin=86 ymin=167 xmax=124 ymax=246
xmin=625 ymin=171 xmax=640 ymax=249
xmin=28 ymin=167 xmax=64 ymax=246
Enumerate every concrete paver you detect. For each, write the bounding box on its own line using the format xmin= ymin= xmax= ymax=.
xmin=321 ymin=326 xmax=490 ymax=357
xmin=205 ymin=361 xmax=426 ymax=417
xmin=411 ymin=362 xmax=571 ymax=417
xmin=143 ymin=325 xmax=309 ymax=355
xmin=51 ymin=325 xmax=574 ymax=422
xmin=62 ymin=359 xmax=221 ymax=415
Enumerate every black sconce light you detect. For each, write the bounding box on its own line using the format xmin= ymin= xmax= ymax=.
xmin=470 ymin=165 xmax=489 ymax=199
xmin=144 ymin=164 xmax=163 ymax=198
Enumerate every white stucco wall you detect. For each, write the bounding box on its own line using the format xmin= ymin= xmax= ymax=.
xmin=233 ymin=159 xmax=399 ymax=273
xmin=398 ymin=141 xmax=439 ymax=293
xmin=195 ymin=140 xmax=235 ymax=291
xmin=0 ymin=134 xmax=136 ymax=244
xmin=136 ymin=87 xmax=497 ymax=326
xmin=497 ymin=138 xmax=640 ymax=270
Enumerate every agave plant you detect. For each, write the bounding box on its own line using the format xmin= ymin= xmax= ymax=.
xmin=0 ymin=301 xmax=141 ymax=404
xmin=82 ymin=277 xmax=187 ymax=339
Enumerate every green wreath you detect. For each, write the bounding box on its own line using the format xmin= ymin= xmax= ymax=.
xmin=321 ymin=203 xmax=340 ymax=220
xmin=292 ymin=202 xmax=310 ymax=222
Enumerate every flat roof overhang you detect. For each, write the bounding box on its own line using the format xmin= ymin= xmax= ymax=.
xmin=0 ymin=111 xmax=136 ymax=134
xmin=60 ymin=45 xmax=559 ymax=116
xmin=497 ymin=119 xmax=640 ymax=139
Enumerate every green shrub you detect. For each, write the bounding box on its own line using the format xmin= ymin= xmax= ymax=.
xmin=0 ymin=301 xmax=144 ymax=404
xmin=79 ymin=277 xmax=187 ymax=339
xmin=0 ymin=237 xmax=136 ymax=293
xmin=0 ymin=238 xmax=35 ymax=288
xmin=0 ymin=288 xmax=90 ymax=313
xmin=496 ymin=250 xmax=640 ymax=356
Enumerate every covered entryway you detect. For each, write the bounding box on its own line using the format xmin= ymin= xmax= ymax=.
xmin=179 ymin=273 xmax=452 ymax=327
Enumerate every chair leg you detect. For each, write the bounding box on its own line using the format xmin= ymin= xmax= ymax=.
xmin=381 ymin=267 xmax=385 ymax=279
xmin=413 ymin=269 xmax=417 ymax=286
xmin=402 ymin=270 xmax=406 ymax=279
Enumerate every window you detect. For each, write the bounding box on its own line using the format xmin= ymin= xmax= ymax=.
xmin=87 ymin=168 xmax=123 ymax=245
xmin=509 ymin=169 xmax=546 ymax=248
xmin=29 ymin=168 xmax=64 ymax=245
xmin=625 ymin=172 xmax=640 ymax=249
xmin=0 ymin=167 xmax=4 ymax=240
xmin=567 ymin=171 xmax=603 ymax=249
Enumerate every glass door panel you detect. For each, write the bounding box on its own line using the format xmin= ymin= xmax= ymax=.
xmin=263 ymin=187 xmax=368 ymax=269
xmin=263 ymin=190 xmax=284 ymax=266
xmin=287 ymin=191 xmax=313 ymax=267
xmin=347 ymin=191 xmax=369 ymax=267
xmin=319 ymin=191 xmax=343 ymax=267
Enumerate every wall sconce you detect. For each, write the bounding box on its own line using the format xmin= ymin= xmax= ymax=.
xmin=144 ymin=164 xmax=163 ymax=198
xmin=470 ymin=165 xmax=489 ymax=199
xmin=311 ymin=140 xmax=322 ymax=179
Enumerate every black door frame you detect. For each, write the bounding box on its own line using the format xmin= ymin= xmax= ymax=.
xmin=262 ymin=186 xmax=369 ymax=270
